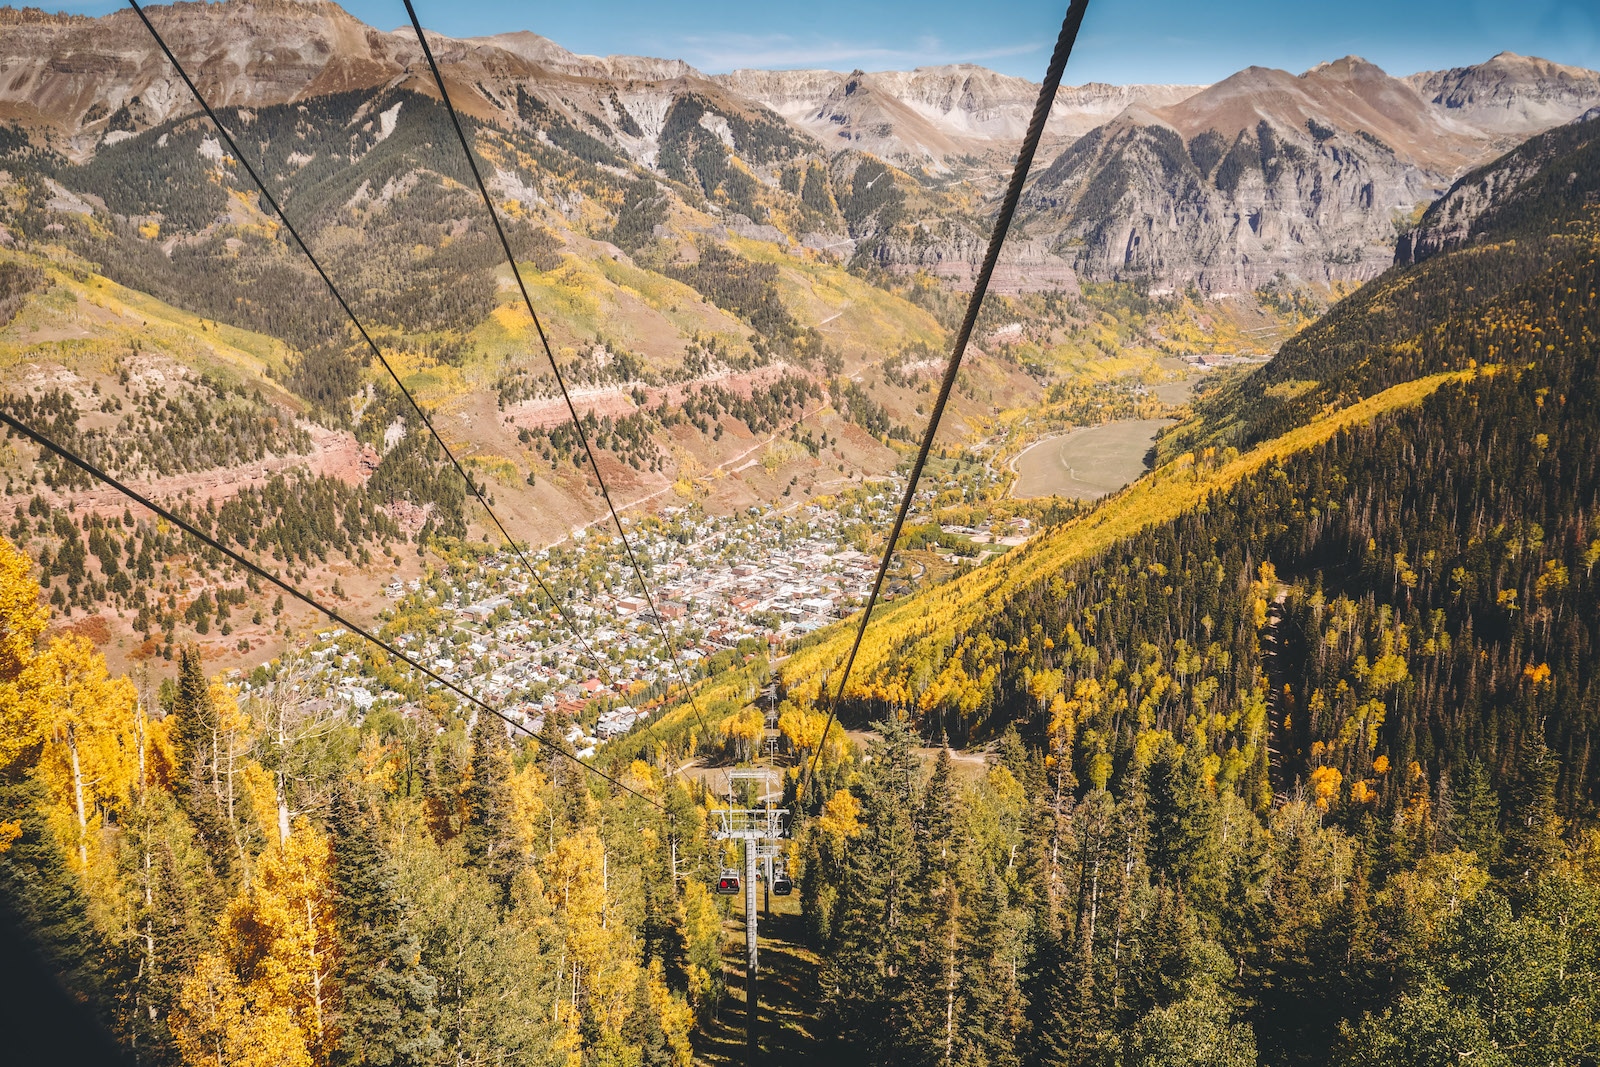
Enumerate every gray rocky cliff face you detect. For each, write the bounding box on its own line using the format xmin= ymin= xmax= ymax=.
xmin=996 ymin=55 xmax=1600 ymax=295
xmin=1396 ymin=112 xmax=1600 ymax=266
xmin=1020 ymin=119 xmax=1443 ymax=292
xmin=1407 ymin=52 xmax=1600 ymax=138
xmin=4 ymin=2 xmax=1599 ymax=298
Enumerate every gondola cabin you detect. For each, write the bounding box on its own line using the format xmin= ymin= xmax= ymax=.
xmin=771 ymin=871 xmax=793 ymax=896
xmin=716 ymin=868 xmax=741 ymax=895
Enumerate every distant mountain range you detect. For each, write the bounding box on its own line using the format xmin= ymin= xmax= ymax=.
xmin=3 ymin=0 xmax=1598 ymax=293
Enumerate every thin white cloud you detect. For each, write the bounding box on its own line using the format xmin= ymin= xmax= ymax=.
xmin=671 ymin=31 xmax=1046 ymax=73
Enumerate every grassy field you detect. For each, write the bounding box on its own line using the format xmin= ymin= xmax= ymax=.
xmin=1011 ymin=417 xmax=1175 ymax=500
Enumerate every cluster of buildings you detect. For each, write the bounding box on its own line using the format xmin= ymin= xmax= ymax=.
xmin=341 ymin=494 xmax=901 ymax=737
xmin=242 ymin=466 xmax=1042 ymax=751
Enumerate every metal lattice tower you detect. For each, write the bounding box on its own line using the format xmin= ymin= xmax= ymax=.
xmin=713 ymin=767 xmax=788 ymax=1063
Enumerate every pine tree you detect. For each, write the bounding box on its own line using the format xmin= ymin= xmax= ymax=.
xmin=1450 ymin=758 xmax=1503 ymax=870
xmin=818 ymin=714 xmax=924 ymax=1066
xmin=327 ymin=786 xmax=443 ymax=1067
xmin=910 ymin=746 xmax=959 ymax=1066
xmin=121 ymin=792 xmax=218 ymax=1064
xmin=1146 ymin=742 xmax=1224 ymax=914
xmin=166 ymin=643 xmax=232 ymax=880
xmin=421 ymin=726 xmax=467 ymax=843
xmin=0 ymin=778 xmax=121 ymax=1041
xmin=463 ymin=713 xmax=520 ymax=900
xmin=1502 ymin=736 xmax=1562 ymax=890
xmin=1026 ymin=921 xmax=1106 ymax=1067
xmin=166 ymin=644 xmax=214 ymax=795
xmin=539 ymin=712 xmax=592 ymax=832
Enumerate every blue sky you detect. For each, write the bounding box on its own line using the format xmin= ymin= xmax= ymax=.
xmin=50 ymin=0 xmax=1600 ymax=83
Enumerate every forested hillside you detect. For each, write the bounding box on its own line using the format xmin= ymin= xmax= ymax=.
xmin=768 ymin=116 xmax=1600 ymax=1067
xmin=0 ymin=535 xmax=718 ymax=1066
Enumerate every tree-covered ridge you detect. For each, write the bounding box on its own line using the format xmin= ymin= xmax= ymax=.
xmin=740 ymin=111 xmax=1600 ymax=1067
xmin=16 ymin=89 xmax=582 ymax=364
xmin=1160 ymin=119 xmax=1600 ymax=461
xmin=657 ymin=92 xmax=816 ymax=225
xmin=519 ymin=372 xmax=826 ymax=476
xmin=2 ymin=374 xmax=312 ymax=488
xmin=797 ymin=705 xmax=1600 ymax=1067
xmin=784 ymin=230 xmax=1600 ymax=795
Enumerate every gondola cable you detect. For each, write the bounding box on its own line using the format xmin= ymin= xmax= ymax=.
xmin=0 ymin=407 xmax=666 ymax=812
xmin=401 ymin=0 xmax=717 ymax=742
xmin=804 ymin=0 xmax=1092 ymax=791
xmin=125 ymin=0 xmax=623 ymax=700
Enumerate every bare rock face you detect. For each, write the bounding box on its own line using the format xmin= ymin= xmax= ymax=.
xmin=717 ymin=65 xmax=1204 ymax=165
xmin=1396 ymin=112 xmax=1600 ymax=265
xmin=3 ymin=1 xmax=1597 ymax=299
xmin=0 ymin=0 xmax=410 ymax=159
xmin=1012 ymin=55 xmax=1600 ymax=293
xmin=1021 ymin=115 xmax=1435 ymax=292
xmin=463 ymin=30 xmax=701 ymax=83
xmin=1407 ymin=52 xmax=1600 ymax=138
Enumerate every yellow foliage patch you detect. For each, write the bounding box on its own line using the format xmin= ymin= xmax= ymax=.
xmin=782 ymin=367 xmax=1485 ymax=708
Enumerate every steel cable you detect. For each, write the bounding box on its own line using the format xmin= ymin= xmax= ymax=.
xmin=126 ymin=0 xmax=620 ymax=696
xmin=401 ymin=0 xmax=716 ymax=743
xmin=805 ymin=0 xmax=1092 ymax=790
xmin=0 ymin=408 xmax=665 ymax=810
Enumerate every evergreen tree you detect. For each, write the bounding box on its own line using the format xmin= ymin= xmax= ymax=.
xmin=166 ymin=644 xmax=214 ymax=797
xmin=958 ymin=864 xmax=1026 ymax=1067
xmin=1502 ymin=738 xmax=1562 ymax=890
xmin=166 ymin=643 xmax=232 ymax=880
xmin=539 ymin=712 xmax=592 ymax=832
xmin=328 ymin=786 xmax=443 ymax=1067
xmin=909 ymin=746 xmax=959 ymax=1066
xmin=463 ymin=713 xmax=520 ymax=900
xmin=120 ymin=793 xmax=217 ymax=1065
xmin=0 ymin=779 xmax=121 ymax=1042
xmin=1146 ymin=742 xmax=1224 ymax=914
xmin=421 ymin=725 xmax=467 ymax=843
xmin=1449 ymin=759 xmax=1503 ymax=869
xmin=819 ymin=714 xmax=924 ymax=1066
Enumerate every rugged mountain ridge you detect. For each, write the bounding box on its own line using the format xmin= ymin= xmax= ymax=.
xmin=1014 ymin=55 xmax=1600 ymax=292
xmin=3 ymin=0 xmax=1598 ymax=301
xmin=1406 ymin=51 xmax=1600 ymax=137
xmin=715 ymin=66 xmax=1204 ymax=165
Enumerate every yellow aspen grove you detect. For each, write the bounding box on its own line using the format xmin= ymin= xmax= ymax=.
xmin=778 ymin=705 xmax=850 ymax=771
xmin=19 ymin=634 xmax=141 ymax=915
xmin=646 ymin=958 xmax=695 ymax=1067
xmin=508 ymin=761 xmax=549 ymax=860
xmin=210 ymin=682 xmax=274 ymax=876
xmin=816 ymin=788 xmax=863 ymax=844
xmin=173 ymin=951 xmax=312 ymax=1067
xmin=545 ymin=827 xmax=640 ymax=1057
xmin=678 ymin=880 xmax=723 ymax=1009
xmin=174 ymin=817 xmax=335 ymax=1066
xmin=0 ymin=534 xmax=50 ymax=771
xmin=718 ymin=705 xmax=763 ymax=761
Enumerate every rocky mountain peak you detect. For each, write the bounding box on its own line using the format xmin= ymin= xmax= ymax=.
xmin=1406 ymin=51 xmax=1600 ymax=136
